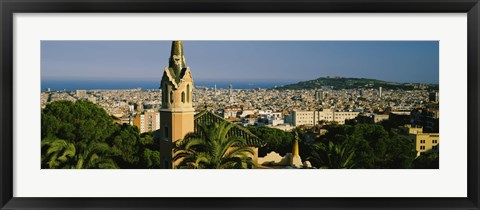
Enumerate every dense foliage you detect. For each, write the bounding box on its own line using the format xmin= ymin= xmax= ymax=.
xmin=247 ymin=126 xmax=294 ymax=156
xmin=173 ymin=121 xmax=255 ymax=169
xmin=41 ymin=100 xmax=161 ymax=169
xmin=274 ymin=77 xmax=439 ymax=90
xmin=250 ymin=123 xmax=437 ymax=169
xmin=317 ymin=124 xmax=418 ymax=169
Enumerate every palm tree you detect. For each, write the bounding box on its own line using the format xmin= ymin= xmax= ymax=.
xmin=41 ymin=137 xmax=118 ymax=169
xmin=173 ymin=121 xmax=255 ymax=169
xmin=41 ymin=138 xmax=76 ymax=168
xmin=307 ymin=141 xmax=356 ymax=169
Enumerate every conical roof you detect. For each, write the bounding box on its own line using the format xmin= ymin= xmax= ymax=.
xmin=170 ymin=41 xmax=184 ymax=59
xmin=168 ymin=41 xmax=186 ymax=81
xmin=292 ymin=131 xmax=300 ymax=156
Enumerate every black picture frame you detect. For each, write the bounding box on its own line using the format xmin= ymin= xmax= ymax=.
xmin=1 ymin=0 xmax=479 ymax=209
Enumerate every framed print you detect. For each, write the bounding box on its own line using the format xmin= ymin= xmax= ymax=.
xmin=1 ymin=0 xmax=479 ymax=209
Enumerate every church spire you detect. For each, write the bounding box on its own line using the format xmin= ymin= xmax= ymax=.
xmin=290 ymin=131 xmax=303 ymax=168
xmin=168 ymin=41 xmax=186 ymax=79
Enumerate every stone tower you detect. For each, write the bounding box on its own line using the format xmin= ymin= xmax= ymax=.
xmin=159 ymin=41 xmax=195 ymax=169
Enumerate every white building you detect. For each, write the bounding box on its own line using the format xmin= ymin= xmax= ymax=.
xmin=292 ymin=109 xmax=360 ymax=126
xmin=223 ymin=106 xmax=241 ymax=119
xmin=373 ymin=114 xmax=389 ymax=123
xmin=292 ymin=110 xmax=315 ymax=126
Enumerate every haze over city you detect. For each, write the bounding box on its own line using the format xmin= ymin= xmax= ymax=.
xmin=41 ymin=41 xmax=439 ymax=89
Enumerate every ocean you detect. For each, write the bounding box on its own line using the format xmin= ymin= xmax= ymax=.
xmin=41 ymin=80 xmax=292 ymax=91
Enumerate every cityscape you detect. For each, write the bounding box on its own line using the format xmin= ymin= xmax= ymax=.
xmin=41 ymin=41 xmax=439 ymax=169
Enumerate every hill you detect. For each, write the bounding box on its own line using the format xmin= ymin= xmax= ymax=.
xmin=274 ymin=77 xmax=438 ymax=90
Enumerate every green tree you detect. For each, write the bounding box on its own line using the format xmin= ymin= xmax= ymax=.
xmin=321 ymin=124 xmax=354 ymax=142
xmin=41 ymin=100 xmax=116 ymax=142
xmin=174 ymin=121 xmax=255 ymax=169
xmin=110 ymin=124 xmax=141 ymax=168
xmin=413 ymin=149 xmax=439 ymax=169
xmin=382 ymin=132 xmax=416 ymax=169
xmin=139 ymin=132 xmax=162 ymax=169
xmin=313 ymin=123 xmax=418 ymax=169
xmin=41 ymin=137 xmax=118 ymax=169
xmin=41 ymin=100 xmax=160 ymax=169
xmin=41 ymin=137 xmax=76 ymax=168
xmin=142 ymin=149 xmax=161 ymax=168
xmin=307 ymin=141 xmax=356 ymax=169
xmin=342 ymin=124 xmax=389 ymax=168
xmin=247 ymin=126 xmax=294 ymax=156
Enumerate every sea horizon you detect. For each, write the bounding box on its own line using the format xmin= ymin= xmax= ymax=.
xmin=41 ymin=80 xmax=293 ymax=91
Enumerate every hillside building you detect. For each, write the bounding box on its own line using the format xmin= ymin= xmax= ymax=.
xmin=400 ymin=124 xmax=439 ymax=157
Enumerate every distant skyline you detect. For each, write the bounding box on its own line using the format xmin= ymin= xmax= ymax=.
xmin=41 ymin=41 xmax=439 ymax=84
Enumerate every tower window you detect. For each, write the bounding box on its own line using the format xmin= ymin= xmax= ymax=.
xmin=170 ymin=91 xmax=173 ymax=103
xmin=164 ymin=126 xmax=169 ymax=138
xmin=163 ymin=85 xmax=167 ymax=104
xmin=182 ymin=91 xmax=185 ymax=103
xmin=187 ymin=84 xmax=191 ymax=102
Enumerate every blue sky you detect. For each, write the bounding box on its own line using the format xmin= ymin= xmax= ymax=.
xmin=41 ymin=41 xmax=439 ymax=84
